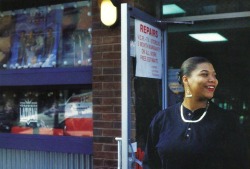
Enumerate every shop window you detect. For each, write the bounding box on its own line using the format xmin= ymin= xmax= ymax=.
xmin=0 ymin=87 xmax=92 ymax=137
xmin=0 ymin=1 xmax=93 ymax=153
xmin=0 ymin=1 xmax=92 ymax=69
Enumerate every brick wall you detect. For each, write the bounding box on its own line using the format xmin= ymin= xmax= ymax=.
xmin=92 ymin=1 xmax=121 ymax=168
xmin=92 ymin=0 xmax=161 ymax=168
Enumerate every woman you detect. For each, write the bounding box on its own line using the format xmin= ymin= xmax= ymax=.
xmin=143 ymin=57 xmax=248 ymax=169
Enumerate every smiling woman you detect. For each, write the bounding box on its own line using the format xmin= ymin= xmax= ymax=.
xmin=143 ymin=57 xmax=248 ymax=169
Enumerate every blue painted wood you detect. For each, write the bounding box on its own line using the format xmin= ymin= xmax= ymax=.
xmin=0 ymin=66 xmax=92 ymax=86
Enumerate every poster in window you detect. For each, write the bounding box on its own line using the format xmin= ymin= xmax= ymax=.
xmin=42 ymin=5 xmax=63 ymax=67
xmin=0 ymin=15 xmax=13 ymax=69
xmin=59 ymin=6 xmax=92 ymax=67
xmin=0 ymin=97 xmax=19 ymax=132
xmin=9 ymin=8 xmax=46 ymax=68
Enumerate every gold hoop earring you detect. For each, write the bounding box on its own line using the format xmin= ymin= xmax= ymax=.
xmin=185 ymin=86 xmax=192 ymax=98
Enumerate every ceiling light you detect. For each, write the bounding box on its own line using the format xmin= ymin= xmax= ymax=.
xmin=189 ymin=33 xmax=228 ymax=42
xmin=162 ymin=4 xmax=185 ymax=15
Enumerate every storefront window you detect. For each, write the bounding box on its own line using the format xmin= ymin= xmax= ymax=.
xmin=0 ymin=87 xmax=92 ymax=137
xmin=0 ymin=1 xmax=92 ymax=69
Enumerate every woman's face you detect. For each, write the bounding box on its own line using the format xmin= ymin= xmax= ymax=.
xmin=184 ymin=62 xmax=218 ymax=100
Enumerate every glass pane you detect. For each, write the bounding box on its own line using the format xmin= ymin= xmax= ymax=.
xmin=0 ymin=86 xmax=92 ymax=137
xmin=168 ymin=16 xmax=250 ymax=161
xmin=0 ymin=1 xmax=92 ymax=69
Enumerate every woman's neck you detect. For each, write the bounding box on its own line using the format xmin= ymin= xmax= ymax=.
xmin=182 ymin=98 xmax=208 ymax=111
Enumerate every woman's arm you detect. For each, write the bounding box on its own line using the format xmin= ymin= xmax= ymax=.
xmin=143 ymin=113 xmax=162 ymax=169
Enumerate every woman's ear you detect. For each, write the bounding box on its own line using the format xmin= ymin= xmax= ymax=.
xmin=182 ymin=75 xmax=189 ymax=85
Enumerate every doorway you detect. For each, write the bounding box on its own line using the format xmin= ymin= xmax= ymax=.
xmin=167 ymin=13 xmax=250 ymax=163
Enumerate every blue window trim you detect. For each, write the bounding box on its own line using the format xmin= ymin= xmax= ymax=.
xmin=0 ymin=66 xmax=92 ymax=86
xmin=0 ymin=133 xmax=93 ymax=154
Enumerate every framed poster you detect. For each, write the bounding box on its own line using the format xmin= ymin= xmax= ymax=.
xmin=6 ymin=1 xmax=92 ymax=69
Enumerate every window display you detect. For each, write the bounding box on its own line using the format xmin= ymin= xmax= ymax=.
xmin=0 ymin=1 xmax=92 ymax=69
xmin=0 ymin=88 xmax=93 ymax=137
xmin=0 ymin=1 xmax=93 ymax=153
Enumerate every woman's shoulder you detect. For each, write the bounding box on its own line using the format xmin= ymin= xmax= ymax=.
xmin=149 ymin=103 xmax=181 ymax=129
xmin=152 ymin=103 xmax=181 ymax=121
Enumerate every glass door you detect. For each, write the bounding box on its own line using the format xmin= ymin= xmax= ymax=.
xmin=167 ymin=12 xmax=250 ymax=165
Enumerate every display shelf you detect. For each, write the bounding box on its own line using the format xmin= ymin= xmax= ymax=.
xmin=0 ymin=66 xmax=92 ymax=86
xmin=0 ymin=133 xmax=93 ymax=154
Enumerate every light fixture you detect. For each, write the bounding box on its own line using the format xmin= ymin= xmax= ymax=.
xmin=162 ymin=4 xmax=185 ymax=15
xmin=189 ymin=33 xmax=228 ymax=42
xmin=100 ymin=0 xmax=117 ymax=26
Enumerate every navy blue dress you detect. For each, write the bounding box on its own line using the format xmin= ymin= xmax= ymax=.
xmin=143 ymin=101 xmax=248 ymax=169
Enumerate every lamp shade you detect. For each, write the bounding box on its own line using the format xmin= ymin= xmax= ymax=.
xmin=100 ymin=0 xmax=117 ymax=26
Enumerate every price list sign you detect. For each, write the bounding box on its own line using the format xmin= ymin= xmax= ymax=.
xmin=135 ymin=20 xmax=162 ymax=79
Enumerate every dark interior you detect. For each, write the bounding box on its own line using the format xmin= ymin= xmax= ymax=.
xmin=135 ymin=1 xmax=250 ymax=159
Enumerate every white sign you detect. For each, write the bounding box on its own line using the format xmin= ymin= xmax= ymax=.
xmin=20 ymin=99 xmax=38 ymax=122
xmin=135 ymin=20 xmax=162 ymax=79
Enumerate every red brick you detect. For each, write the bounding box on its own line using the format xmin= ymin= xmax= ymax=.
xmin=102 ymin=113 xmax=120 ymax=120
xmin=93 ymin=75 xmax=114 ymax=82
xmin=93 ymin=158 xmax=104 ymax=167
xmin=93 ymin=128 xmax=103 ymax=136
xmin=93 ymin=44 xmax=113 ymax=52
xmin=103 ymin=144 xmax=118 ymax=151
xmin=114 ymin=90 xmax=121 ymax=97
xmin=103 ymin=36 xmax=121 ymax=44
xmin=102 ymin=52 xmax=121 ymax=59
xmin=93 ymin=90 xmax=116 ymax=97
xmin=103 ymin=82 xmax=121 ymax=90
xmin=92 ymin=37 xmax=103 ymax=46
xmin=93 ymin=105 xmax=114 ymax=113
xmin=92 ymin=60 xmax=114 ymax=67
xmin=113 ymin=121 xmax=121 ymax=128
xmin=103 ymin=68 xmax=121 ymax=75
xmin=113 ymin=59 xmax=121 ymax=67
xmin=94 ymin=136 xmax=116 ymax=144
xmin=113 ymin=75 xmax=121 ymax=82
xmin=94 ymin=121 xmax=113 ymax=128
xmin=102 ymin=98 xmax=121 ymax=105
xmin=104 ymin=159 xmax=118 ymax=167
xmin=92 ymin=82 xmax=103 ymax=90
xmin=93 ymin=143 xmax=103 ymax=151
xmin=103 ymin=129 xmax=121 ymax=137
xmin=113 ymin=44 xmax=121 ymax=51
xmin=94 ymin=151 xmax=117 ymax=159
xmin=113 ymin=106 xmax=121 ymax=113
xmin=93 ymin=113 xmax=103 ymax=120
xmin=92 ymin=67 xmax=103 ymax=75
xmin=92 ymin=97 xmax=102 ymax=105
xmin=93 ymin=29 xmax=121 ymax=37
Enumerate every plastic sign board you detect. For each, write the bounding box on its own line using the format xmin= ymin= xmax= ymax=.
xmin=135 ymin=20 xmax=162 ymax=79
xmin=168 ymin=69 xmax=184 ymax=94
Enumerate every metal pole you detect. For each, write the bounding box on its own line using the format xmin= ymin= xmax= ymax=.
xmin=115 ymin=137 xmax=122 ymax=169
xmin=162 ymin=29 xmax=168 ymax=109
xmin=121 ymin=3 xmax=131 ymax=169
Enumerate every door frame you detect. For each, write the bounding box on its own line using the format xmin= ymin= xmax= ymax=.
xmin=121 ymin=3 xmax=167 ymax=169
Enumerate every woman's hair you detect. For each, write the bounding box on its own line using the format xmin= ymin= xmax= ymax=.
xmin=178 ymin=56 xmax=211 ymax=84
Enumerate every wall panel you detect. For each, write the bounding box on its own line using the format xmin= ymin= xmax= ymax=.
xmin=0 ymin=149 xmax=92 ymax=169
